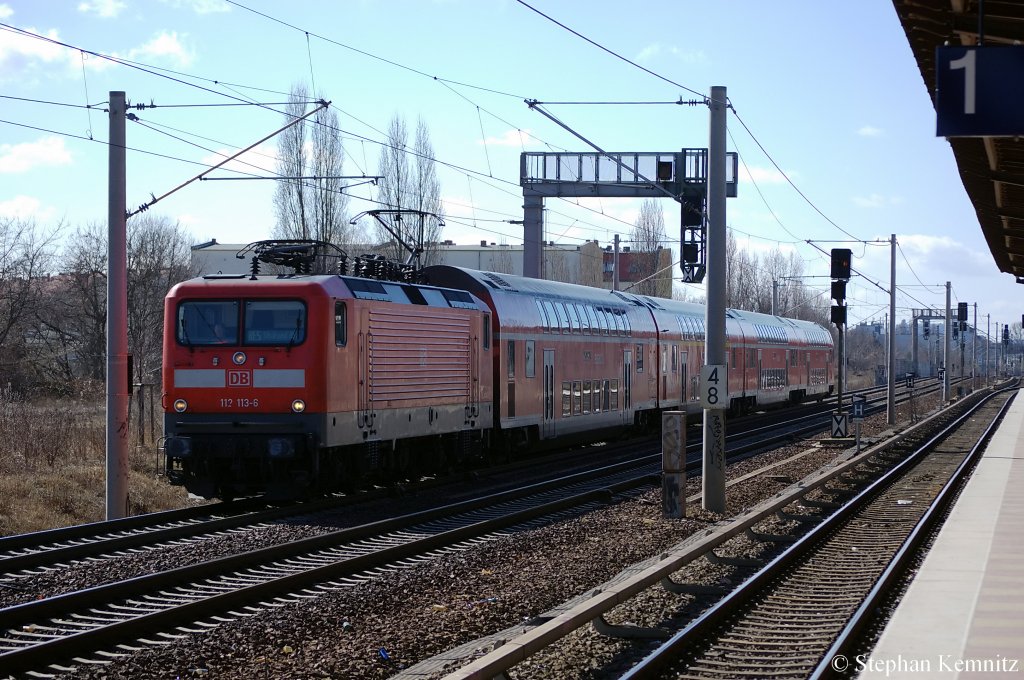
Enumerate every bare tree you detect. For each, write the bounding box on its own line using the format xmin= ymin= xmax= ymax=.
xmin=54 ymin=223 xmax=107 ymax=382
xmin=0 ymin=217 xmax=62 ymax=392
xmin=272 ymin=83 xmax=351 ymax=253
xmin=125 ymin=215 xmax=197 ymax=383
xmin=724 ymin=231 xmax=829 ymax=324
xmin=56 ymin=216 xmax=196 ymax=389
xmin=629 ymin=199 xmax=669 ymax=298
xmin=373 ymin=114 xmax=445 ymax=265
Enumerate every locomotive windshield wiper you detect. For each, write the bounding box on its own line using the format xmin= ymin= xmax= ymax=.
xmin=287 ymin=317 xmax=302 ymax=349
xmin=180 ymin=318 xmax=194 ymax=351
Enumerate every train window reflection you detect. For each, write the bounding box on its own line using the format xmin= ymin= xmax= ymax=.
xmin=244 ymin=300 xmax=306 ymax=345
xmin=178 ymin=300 xmax=239 ymax=346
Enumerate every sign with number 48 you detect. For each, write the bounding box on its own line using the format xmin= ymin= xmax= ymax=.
xmin=700 ymin=364 xmax=727 ymax=409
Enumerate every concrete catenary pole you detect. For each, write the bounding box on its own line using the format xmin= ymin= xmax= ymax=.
xmin=987 ymin=314 xmax=991 ymax=386
xmin=887 ymin=234 xmax=896 ymax=425
xmin=944 ymin=282 xmax=951 ymax=402
xmin=107 ymin=91 xmax=130 ymax=520
xmin=613 ymin=234 xmax=620 ymax=291
xmin=522 ymin=192 xmax=543 ymax=279
xmin=702 ymin=86 xmax=728 ymax=514
xmin=973 ymin=303 xmax=977 ymax=391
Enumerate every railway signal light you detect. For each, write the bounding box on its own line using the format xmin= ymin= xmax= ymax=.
xmin=831 ymin=304 xmax=846 ymax=326
xmin=831 ymin=280 xmax=846 ymax=302
xmin=1004 ymin=324 xmax=1010 ymax=344
xmin=923 ymin=320 xmax=930 ymax=337
xmin=952 ymin=323 xmax=958 ymax=340
xmin=957 ymin=302 xmax=968 ymax=321
xmin=830 ymin=248 xmax=852 ymax=280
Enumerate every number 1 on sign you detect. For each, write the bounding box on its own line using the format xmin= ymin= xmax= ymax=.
xmin=950 ymin=49 xmax=976 ymax=115
xmin=701 ymin=364 xmax=727 ymax=410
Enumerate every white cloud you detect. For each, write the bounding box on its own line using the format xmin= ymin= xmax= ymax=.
xmin=853 ymin=193 xmax=903 ymax=208
xmin=635 ymin=42 xmax=707 ymax=65
xmin=858 ymin=125 xmax=883 ymax=137
xmin=129 ymin=31 xmax=195 ymax=68
xmin=0 ymin=137 xmax=72 ymax=173
xmin=0 ymin=4 xmax=13 ymax=19
xmin=78 ymin=0 xmax=126 ymax=18
xmin=896 ymin=233 xmax=990 ymax=281
xmin=740 ymin=164 xmax=789 ymax=185
xmin=0 ymin=26 xmax=66 ymax=71
xmin=162 ymin=0 xmax=231 ymax=14
xmin=636 ymin=43 xmax=662 ymax=62
xmin=478 ymin=129 xmax=538 ymax=148
xmin=0 ymin=195 xmax=57 ymax=221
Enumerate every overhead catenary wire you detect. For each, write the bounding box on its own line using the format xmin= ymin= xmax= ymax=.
xmin=1 ymin=17 xmax=642 ymax=248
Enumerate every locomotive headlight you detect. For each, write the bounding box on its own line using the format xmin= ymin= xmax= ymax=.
xmin=173 ymin=398 xmax=188 ymax=413
xmin=291 ymin=399 xmax=306 ymax=413
xmin=232 ymin=351 xmax=247 ymax=365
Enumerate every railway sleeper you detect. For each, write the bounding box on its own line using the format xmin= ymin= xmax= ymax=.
xmin=776 ymin=509 xmax=823 ymax=524
xmin=705 ymin=551 xmax=764 ymax=567
xmin=591 ymin=615 xmax=670 ymax=640
xmin=798 ymin=496 xmax=843 ymax=509
xmin=660 ymin=576 xmax=728 ymax=596
xmin=745 ymin=527 xmax=798 ymax=543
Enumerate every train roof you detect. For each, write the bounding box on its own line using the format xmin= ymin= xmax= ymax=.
xmin=422 ymin=265 xmax=634 ymax=306
xmin=167 ymin=272 xmax=490 ymax=313
xmin=423 ymin=266 xmax=826 ymax=325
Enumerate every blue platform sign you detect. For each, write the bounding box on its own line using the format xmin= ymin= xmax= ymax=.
xmin=936 ymin=46 xmax=1024 ymax=137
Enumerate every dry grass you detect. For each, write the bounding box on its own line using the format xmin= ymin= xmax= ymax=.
xmin=0 ymin=391 xmax=197 ymax=537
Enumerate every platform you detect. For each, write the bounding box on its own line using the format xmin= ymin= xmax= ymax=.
xmin=858 ymin=389 xmax=1024 ymax=678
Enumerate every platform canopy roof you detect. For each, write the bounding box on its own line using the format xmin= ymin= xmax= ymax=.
xmin=892 ymin=0 xmax=1024 ymax=284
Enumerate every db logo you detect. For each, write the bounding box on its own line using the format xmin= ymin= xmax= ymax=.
xmin=227 ymin=370 xmax=252 ymax=387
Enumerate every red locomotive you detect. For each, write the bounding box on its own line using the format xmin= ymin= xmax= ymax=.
xmin=163 ymin=242 xmax=833 ymax=499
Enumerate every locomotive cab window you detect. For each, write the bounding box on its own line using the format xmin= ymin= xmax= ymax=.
xmin=483 ymin=314 xmax=491 ymax=349
xmin=244 ymin=300 xmax=306 ymax=345
xmin=335 ymin=301 xmax=347 ymax=347
xmin=177 ymin=300 xmax=239 ymax=346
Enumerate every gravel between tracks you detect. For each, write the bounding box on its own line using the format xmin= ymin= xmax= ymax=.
xmin=46 ymin=392 xmax=942 ymax=680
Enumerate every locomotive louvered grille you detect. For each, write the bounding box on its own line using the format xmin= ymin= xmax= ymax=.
xmin=367 ymin=309 xmax=472 ymax=403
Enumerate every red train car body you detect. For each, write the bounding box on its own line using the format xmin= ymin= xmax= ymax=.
xmin=163 ymin=265 xmax=833 ymax=499
xmin=162 ymin=273 xmax=492 ymax=499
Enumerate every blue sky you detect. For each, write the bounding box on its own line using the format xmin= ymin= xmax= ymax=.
xmin=1 ymin=1 xmax=1019 ymax=336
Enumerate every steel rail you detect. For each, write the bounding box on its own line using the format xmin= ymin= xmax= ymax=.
xmin=809 ymin=389 xmax=1017 ymax=679
xmin=436 ymin=384 xmax=999 ymax=680
xmin=619 ymin=385 xmax=1015 ymax=679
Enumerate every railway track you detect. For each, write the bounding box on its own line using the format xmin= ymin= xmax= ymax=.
xmin=427 ymin=383 xmax=1010 ymax=680
xmin=621 ymin=387 xmax=1016 ymax=679
xmin=0 ymin=378 xmax=958 ymax=676
xmin=1 ymin=378 xmax=917 ymax=583
xmin=0 ymin=454 xmax=656 ymax=675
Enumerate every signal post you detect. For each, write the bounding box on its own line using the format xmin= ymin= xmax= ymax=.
xmin=830 ymin=248 xmax=851 ymax=438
